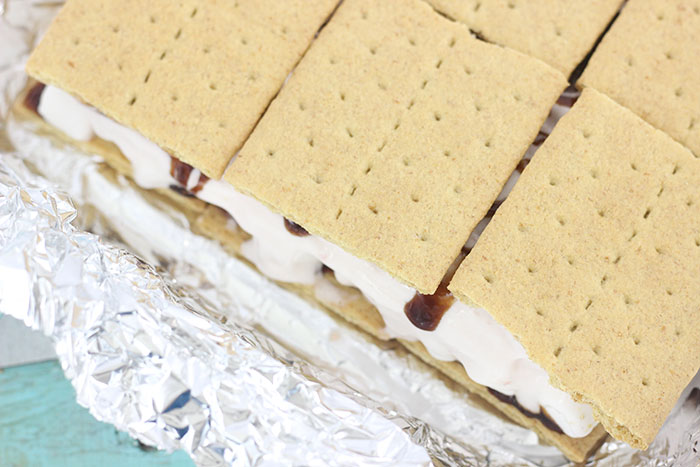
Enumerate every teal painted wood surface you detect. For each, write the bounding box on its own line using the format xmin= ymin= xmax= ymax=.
xmin=0 ymin=360 xmax=195 ymax=467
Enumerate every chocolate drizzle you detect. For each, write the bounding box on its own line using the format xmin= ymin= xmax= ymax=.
xmin=403 ymin=282 xmax=455 ymax=331
xmin=284 ymin=218 xmax=310 ymax=237
xmin=533 ymin=131 xmax=548 ymax=147
xmin=556 ymin=87 xmax=580 ymax=108
xmin=169 ymin=157 xmax=209 ymax=194
xmin=168 ymin=184 xmax=196 ymax=198
xmin=24 ymin=82 xmax=46 ymax=114
xmin=487 ymin=388 xmax=564 ymax=434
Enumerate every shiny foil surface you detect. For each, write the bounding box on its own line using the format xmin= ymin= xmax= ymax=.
xmin=1 ymin=1 xmax=700 ymax=466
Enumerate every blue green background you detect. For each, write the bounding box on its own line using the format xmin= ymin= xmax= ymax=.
xmin=0 ymin=315 xmax=194 ymax=467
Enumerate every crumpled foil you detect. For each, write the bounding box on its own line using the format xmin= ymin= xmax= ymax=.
xmin=0 ymin=157 xmax=435 ymax=466
xmin=1 ymin=1 xmax=700 ymax=466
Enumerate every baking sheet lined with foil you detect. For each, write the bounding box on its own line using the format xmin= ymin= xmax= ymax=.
xmin=1 ymin=1 xmax=700 ymax=466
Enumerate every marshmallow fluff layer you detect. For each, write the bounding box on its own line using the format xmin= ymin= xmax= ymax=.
xmin=37 ymin=85 xmax=596 ymax=438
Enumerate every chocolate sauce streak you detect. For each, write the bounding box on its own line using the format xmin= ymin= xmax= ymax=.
xmin=532 ymin=86 xmax=578 ymax=148
xmin=168 ymin=185 xmax=196 ymax=198
xmin=191 ymin=174 xmax=208 ymax=194
xmin=169 ymin=157 xmax=209 ymax=195
xmin=24 ymin=82 xmax=46 ymax=114
xmin=404 ymin=283 xmax=455 ymax=331
xmin=284 ymin=218 xmax=310 ymax=237
xmin=533 ymin=131 xmax=548 ymax=147
xmin=515 ymin=158 xmax=530 ymax=174
xmin=486 ymin=201 xmax=502 ymax=218
xmin=556 ymin=87 xmax=580 ymax=108
xmin=487 ymin=388 xmax=564 ymax=434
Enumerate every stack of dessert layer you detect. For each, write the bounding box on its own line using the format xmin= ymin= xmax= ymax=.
xmin=16 ymin=0 xmax=700 ymax=462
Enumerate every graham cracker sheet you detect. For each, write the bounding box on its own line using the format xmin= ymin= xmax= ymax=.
xmin=451 ymin=88 xmax=700 ymax=449
xmin=26 ymin=0 xmax=340 ymax=178
xmin=226 ymin=0 xmax=567 ymax=294
xmin=424 ymin=0 xmax=623 ymax=76
xmin=580 ymin=0 xmax=700 ymax=158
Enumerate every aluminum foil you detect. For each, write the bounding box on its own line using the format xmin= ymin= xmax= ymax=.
xmin=0 ymin=157 xmax=435 ymax=466
xmin=2 ymin=1 xmax=700 ymax=466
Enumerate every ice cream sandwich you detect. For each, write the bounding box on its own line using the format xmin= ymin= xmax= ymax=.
xmin=14 ymin=0 xmax=635 ymax=461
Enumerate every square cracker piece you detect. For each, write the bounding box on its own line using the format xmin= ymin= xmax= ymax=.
xmin=226 ymin=0 xmax=566 ymax=294
xmin=450 ymin=88 xmax=700 ymax=449
xmin=580 ymin=0 xmax=700 ymax=158
xmin=423 ymin=0 xmax=623 ymax=76
xmin=26 ymin=0 xmax=339 ymax=179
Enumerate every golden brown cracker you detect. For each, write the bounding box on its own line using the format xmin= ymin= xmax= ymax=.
xmin=580 ymin=0 xmax=700 ymax=157
xmin=226 ymin=0 xmax=566 ymax=294
xmin=451 ymin=88 xmax=700 ymax=449
xmin=424 ymin=0 xmax=623 ymax=76
xmin=26 ymin=0 xmax=339 ymax=178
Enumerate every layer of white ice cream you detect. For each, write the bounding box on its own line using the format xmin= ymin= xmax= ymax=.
xmin=37 ymin=84 xmax=596 ymax=438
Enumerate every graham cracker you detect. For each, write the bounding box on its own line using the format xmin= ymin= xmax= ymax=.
xmin=580 ymin=0 xmax=700 ymax=158
xmin=423 ymin=0 xmax=623 ymax=76
xmin=451 ymin=88 xmax=700 ymax=449
xmin=194 ymin=203 xmax=608 ymax=463
xmin=25 ymin=0 xmax=339 ymax=178
xmin=225 ymin=0 xmax=566 ymax=294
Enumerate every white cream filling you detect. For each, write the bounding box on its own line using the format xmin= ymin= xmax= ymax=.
xmin=38 ymin=84 xmax=596 ymax=438
xmin=38 ymin=85 xmax=175 ymax=189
